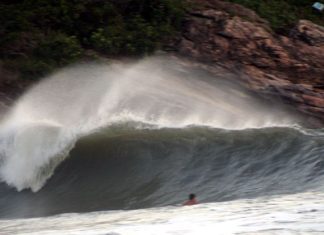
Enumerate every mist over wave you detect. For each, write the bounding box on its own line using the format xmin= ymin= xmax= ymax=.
xmin=0 ymin=56 xmax=299 ymax=193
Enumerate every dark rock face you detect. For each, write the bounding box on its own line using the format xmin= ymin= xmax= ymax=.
xmin=292 ymin=20 xmax=324 ymax=46
xmin=170 ymin=0 xmax=324 ymax=126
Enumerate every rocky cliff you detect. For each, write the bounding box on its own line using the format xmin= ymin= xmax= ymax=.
xmin=170 ymin=0 xmax=324 ymax=126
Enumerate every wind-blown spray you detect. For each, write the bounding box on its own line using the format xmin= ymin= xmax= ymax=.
xmin=0 ymin=56 xmax=297 ymax=191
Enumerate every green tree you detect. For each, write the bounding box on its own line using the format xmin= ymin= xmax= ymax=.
xmin=0 ymin=0 xmax=186 ymax=80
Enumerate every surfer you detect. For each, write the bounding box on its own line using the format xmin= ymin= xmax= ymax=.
xmin=183 ymin=193 xmax=197 ymax=206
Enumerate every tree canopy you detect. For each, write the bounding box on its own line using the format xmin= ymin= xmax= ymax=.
xmin=0 ymin=0 xmax=186 ymax=79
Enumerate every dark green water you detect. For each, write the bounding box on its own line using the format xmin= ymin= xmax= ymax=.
xmin=0 ymin=125 xmax=323 ymax=219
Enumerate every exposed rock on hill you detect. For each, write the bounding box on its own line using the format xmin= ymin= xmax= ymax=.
xmin=170 ymin=0 xmax=324 ymax=126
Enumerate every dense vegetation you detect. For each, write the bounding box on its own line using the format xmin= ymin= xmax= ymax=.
xmin=1 ymin=0 xmax=323 ymax=80
xmin=226 ymin=0 xmax=324 ymax=31
xmin=0 ymin=0 xmax=186 ymax=79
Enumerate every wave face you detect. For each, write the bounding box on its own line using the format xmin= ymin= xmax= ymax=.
xmin=0 ymin=125 xmax=323 ymax=218
xmin=0 ymin=56 xmax=319 ymax=218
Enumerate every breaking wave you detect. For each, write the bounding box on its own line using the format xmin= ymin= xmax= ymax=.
xmin=1 ymin=56 xmax=321 ymax=219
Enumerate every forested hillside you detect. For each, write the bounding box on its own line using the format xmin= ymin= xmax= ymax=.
xmin=0 ymin=0 xmax=323 ymax=81
xmin=0 ymin=0 xmax=186 ymax=79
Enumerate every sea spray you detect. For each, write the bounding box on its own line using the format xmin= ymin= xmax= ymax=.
xmin=0 ymin=122 xmax=76 ymax=191
xmin=0 ymin=56 xmax=298 ymax=191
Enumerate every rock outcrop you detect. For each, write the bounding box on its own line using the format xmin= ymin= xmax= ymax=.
xmin=170 ymin=0 xmax=324 ymax=126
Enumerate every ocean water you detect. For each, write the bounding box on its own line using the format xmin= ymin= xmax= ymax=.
xmin=0 ymin=57 xmax=323 ymax=234
xmin=2 ymin=191 xmax=324 ymax=235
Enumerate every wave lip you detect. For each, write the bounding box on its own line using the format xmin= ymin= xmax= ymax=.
xmin=0 ymin=121 xmax=75 ymax=192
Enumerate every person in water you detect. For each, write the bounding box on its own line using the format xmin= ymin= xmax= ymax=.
xmin=183 ymin=193 xmax=197 ymax=205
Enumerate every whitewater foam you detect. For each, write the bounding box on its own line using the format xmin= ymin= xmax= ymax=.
xmin=0 ymin=56 xmax=299 ymax=191
xmin=0 ymin=121 xmax=75 ymax=191
xmin=2 ymin=191 xmax=324 ymax=235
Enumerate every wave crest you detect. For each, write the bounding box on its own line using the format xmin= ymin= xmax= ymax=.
xmin=0 ymin=57 xmax=299 ymax=191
